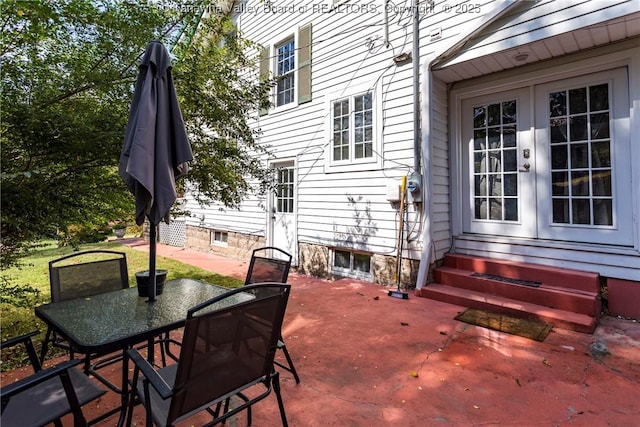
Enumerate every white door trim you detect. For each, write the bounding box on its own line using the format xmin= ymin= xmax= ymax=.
xmin=452 ymin=66 xmax=634 ymax=247
xmin=267 ymin=159 xmax=298 ymax=265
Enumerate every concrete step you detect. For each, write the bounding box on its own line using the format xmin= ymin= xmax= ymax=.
xmin=443 ymin=253 xmax=600 ymax=294
xmin=415 ymin=282 xmax=597 ymax=334
xmin=417 ymin=254 xmax=602 ymax=333
xmin=435 ymin=266 xmax=600 ymax=316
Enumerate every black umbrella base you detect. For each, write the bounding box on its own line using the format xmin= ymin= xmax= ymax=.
xmin=136 ymin=270 xmax=168 ymax=297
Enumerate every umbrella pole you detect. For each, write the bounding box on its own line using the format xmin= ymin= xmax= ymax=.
xmin=148 ymin=222 xmax=157 ymax=303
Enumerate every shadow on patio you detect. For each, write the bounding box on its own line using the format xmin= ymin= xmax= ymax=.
xmin=4 ymin=239 xmax=639 ymax=426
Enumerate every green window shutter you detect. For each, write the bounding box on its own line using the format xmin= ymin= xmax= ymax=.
xmin=259 ymin=47 xmax=270 ymax=116
xmin=298 ymin=23 xmax=312 ymax=104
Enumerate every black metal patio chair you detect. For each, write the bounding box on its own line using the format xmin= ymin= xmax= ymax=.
xmin=40 ymin=250 xmax=131 ymax=391
xmin=244 ymin=247 xmax=299 ymax=383
xmin=1 ymin=331 xmax=106 ymax=427
xmin=125 ymin=283 xmax=291 ymax=427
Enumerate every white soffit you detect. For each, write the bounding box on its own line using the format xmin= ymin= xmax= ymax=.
xmin=432 ymin=2 xmax=640 ymax=83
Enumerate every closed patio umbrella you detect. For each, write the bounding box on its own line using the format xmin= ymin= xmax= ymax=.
xmin=119 ymin=40 xmax=193 ymax=302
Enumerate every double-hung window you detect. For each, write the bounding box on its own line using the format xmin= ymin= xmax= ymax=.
xmin=276 ymin=39 xmax=295 ymax=106
xmin=259 ymin=24 xmax=312 ymax=112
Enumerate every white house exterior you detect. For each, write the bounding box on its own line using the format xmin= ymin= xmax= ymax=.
xmin=179 ymin=0 xmax=640 ymax=318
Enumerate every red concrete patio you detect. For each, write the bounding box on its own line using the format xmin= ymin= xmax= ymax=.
xmin=4 ymin=239 xmax=639 ymax=426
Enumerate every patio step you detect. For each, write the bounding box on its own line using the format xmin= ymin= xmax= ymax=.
xmin=416 ymin=254 xmax=601 ymax=333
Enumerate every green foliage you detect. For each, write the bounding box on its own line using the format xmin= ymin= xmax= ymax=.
xmin=56 ymin=223 xmax=112 ymax=248
xmin=1 ymin=1 xmax=274 ymax=272
xmin=172 ymin=16 xmax=277 ymax=208
xmin=0 ymin=276 xmax=41 ymax=307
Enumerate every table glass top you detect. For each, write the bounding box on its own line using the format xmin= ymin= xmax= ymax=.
xmin=35 ymin=278 xmax=249 ymax=350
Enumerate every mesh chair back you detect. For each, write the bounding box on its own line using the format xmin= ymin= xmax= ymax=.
xmin=167 ymin=283 xmax=290 ymax=424
xmin=49 ymin=250 xmax=129 ymax=302
xmin=244 ymin=247 xmax=292 ymax=286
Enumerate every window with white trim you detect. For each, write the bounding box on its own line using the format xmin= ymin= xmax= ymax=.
xmin=332 ymin=92 xmax=374 ymax=163
xmin=276 ymin=38 xmax=295 ymax=106
xmin=332 ymin=249 xmax=372 ymax=279
xmin=259 ymin=24 xmax=312 ymax=113
xmin=325 ymin=84 xmax=382 ymax=173
xmin=210 ymin=230 xmax=228 ymax=246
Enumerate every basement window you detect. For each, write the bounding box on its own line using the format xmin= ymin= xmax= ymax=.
xmin=210 ymin=230 xmax=228 ymax=246
xmin=332 ymin=249 xmax=371 ymax=280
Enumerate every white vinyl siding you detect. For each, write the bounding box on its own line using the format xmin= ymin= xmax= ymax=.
xmin=211 ymin=0 xmax=639 ymax=282
xmin=226 ymin=0 xmax=491 ymax=261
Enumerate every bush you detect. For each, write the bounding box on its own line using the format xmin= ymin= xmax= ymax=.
xmin=57 ymin=224 xmax=111 ymax=248
xmin=0 ymin=276 xmax=41 ymax=307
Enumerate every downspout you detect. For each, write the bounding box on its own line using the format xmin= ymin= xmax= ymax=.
xmin=412 ymin=0 xmax=421 ymax=172
xmin=415 ymin=0 xmax=520 ymax=290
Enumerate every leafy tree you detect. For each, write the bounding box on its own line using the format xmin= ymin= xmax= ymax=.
xmin=1 ymin=0 xmax=274 ymax=270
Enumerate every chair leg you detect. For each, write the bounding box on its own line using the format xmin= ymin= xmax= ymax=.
xmin=272 ymin=371 xmax=288 ymax=427
xmin=39 ymin=328 xmax=53 ymax=365
xmin=275 ymin=339 xmax=300 ymax=384
xmin=125 ymin=367 xmax=140 ymax=427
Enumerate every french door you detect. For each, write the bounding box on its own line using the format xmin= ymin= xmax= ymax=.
xmin=461 ymin=68 xmax=632 ymax=246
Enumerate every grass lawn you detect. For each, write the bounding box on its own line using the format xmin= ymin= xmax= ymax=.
xmin=1 ymin=239 xmax=243 ymax=370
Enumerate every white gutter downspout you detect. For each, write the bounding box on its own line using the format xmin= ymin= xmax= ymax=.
xmin=415 ymin=0 xmax=520 ymax=290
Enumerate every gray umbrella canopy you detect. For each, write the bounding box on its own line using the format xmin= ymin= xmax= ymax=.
xmin=119 ymin=40 xmax=193 ymax=227
xmin=119 ymin=41 xmax=193 ymax=301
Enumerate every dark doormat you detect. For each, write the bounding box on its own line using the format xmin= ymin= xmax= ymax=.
xmin=455 ymin=308 xmax=552 ymax=341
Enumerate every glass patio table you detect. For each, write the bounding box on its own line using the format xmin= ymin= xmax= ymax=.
xmin=35 ymin=278 xmax=251 ymax=426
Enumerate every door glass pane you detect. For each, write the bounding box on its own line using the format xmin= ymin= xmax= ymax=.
xmin=549 ymin=83 xmax=613 ymax=226
xmin=503 ymin=126 xmax=516 ymax=147
xmin=552 ymin=172 xmax=568 ymax=196
xmin=569 ymin=88 xmax=587 ymax=114
xmin=591 ymin=141 xmax=611 ymax=167
xmin=502 ymin=101 xmax=516 ymax=123
xmin=489 ymin=174 xmax=502 ymax=196
xmin=504 ymin=150 xmax=517 ymax=172
xmin=571 ymin=171 xmax=589 ymax=196
xmin=276 ymin=167 xmax=294 ymax=213
xmin=475 ymin=199 xmax=487 ymax=219
xmin=590 ymin=113 xmax=609 ymax=139
xmin=475 ymin=175 xmax=486 ymax=196
xmin=474 ymin=107 xmax=486 ymax=127
xmin=472 ymin=100 xmax=519 ymax=221
xmin=589 ymin=84 xmax=609 ymax=110
xmin=549 ymin=91 xmax=567 ymax=116
xmin=489 ymin=198 xmax=502 ymax=220
xmin=504 ymin=174 xmax=518 ymax=196
xmin=488 ymin=104 xmax=500 ymax=126
xmin=551 ymin=145 xmax=567 ymax=169
xmin=553 ymin=199 xmax=569 ymax=223
xmin=592 ymin=171 xmax=611 ymax=196
xmin=572 ymin=199 xmax=590 ymax=224
xmin=593 ymin=199 xmax=612 ymax=225
xmin=550 ymin=118 xmax=567 ymax=143
xmin=504 ymin=198 xmax=518 ymax=221
xmin=569 ymin=116 xmax=587 ymax=141
xmin=570 ymin=143 xmax=589 ymax=168
xmin=474 ymin=129 xmax=486 ymax=149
